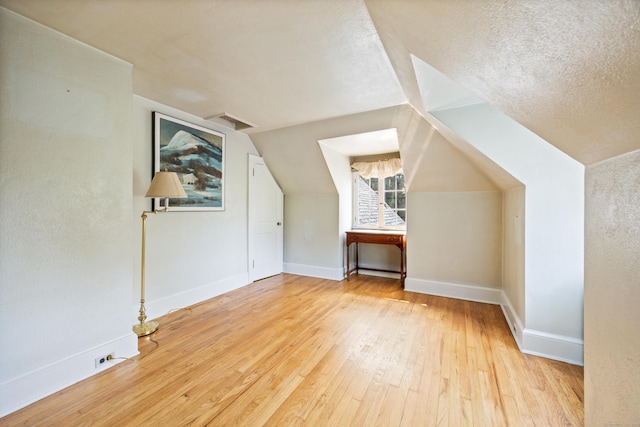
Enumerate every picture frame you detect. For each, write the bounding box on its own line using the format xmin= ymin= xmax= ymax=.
xmin=152 ymin=112 xmax=225 ymax=211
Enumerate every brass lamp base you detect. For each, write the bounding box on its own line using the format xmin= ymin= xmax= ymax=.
xmin=133 ymin=320 xmax=159 ymax=337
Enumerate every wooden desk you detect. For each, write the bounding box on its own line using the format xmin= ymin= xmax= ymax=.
xmin=345 ymin=230 xmax=406 ymax=287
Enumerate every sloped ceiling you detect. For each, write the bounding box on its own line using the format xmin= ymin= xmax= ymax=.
xmin=367 ymin=0 xmax=640 ymax=165
xmin=0 ymin=0 xmax=404 ymax=133
xmin=2 ymin=0 xmax=639 ymax=166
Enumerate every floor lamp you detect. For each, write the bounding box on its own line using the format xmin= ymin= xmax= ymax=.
xmin=133 ymin=171 xmax=187 ymax=337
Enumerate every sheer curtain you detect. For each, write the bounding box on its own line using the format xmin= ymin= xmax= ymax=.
xmin=350 ymin=158 xmax=403 ymax=179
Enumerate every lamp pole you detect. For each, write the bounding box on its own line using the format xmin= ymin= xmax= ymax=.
xmin=133 ymin=210 xmax=159 ymax=337
xmin=133 ymin=171 xmax=187 ymax=337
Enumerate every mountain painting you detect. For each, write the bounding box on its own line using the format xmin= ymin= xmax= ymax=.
xmin=153 ymin=112 xmax=225 ymax=211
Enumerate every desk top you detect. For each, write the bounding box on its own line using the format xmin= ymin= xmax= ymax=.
xmin=346 ymin=229 xmax=406 ymax=236
xmin=346 ymin=230 xmax=406 ymax=246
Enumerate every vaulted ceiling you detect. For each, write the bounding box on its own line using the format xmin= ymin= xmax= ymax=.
xmin=2 ymin=0 xmax=639 ymax=166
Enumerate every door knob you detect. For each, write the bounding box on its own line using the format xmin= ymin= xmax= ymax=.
xmin=277 ymin=222 xmax=282 ymax=226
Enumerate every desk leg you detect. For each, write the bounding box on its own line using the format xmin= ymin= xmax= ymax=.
xmin=401 ymin=245 xmax=405 ymax=288
xmin=397 ymin=244 xmax=405 ymax=288
xmin=355 ymin=242 xmax=359 ymax=275
xmin=345 ymin=242 xmax=350 ymax=280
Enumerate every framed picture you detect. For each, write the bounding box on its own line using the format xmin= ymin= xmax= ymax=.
xmin=152 ymin=112 xmax=225 ymax=211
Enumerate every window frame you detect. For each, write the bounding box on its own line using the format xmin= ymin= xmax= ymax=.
xmin=352 ymin=171 xmax=406 ymax=231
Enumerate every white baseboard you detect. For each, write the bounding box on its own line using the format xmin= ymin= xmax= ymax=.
xmin=520 ymin=329 xmax=584 ymax=366
xmin=500 ymin=294 xmax=526 ymax=347
xmin=404 ymin=277 xmax=502 ymax=304
xmin=356 ymin=269 xmax=401 ymax=279
xmin=283 ymin=263 xmax=343 ymax=281
xmin=407 ymin=277 xmax=584 ymax=366
xmin=142 ymin=273 xmax=250 ymax=321
xmin=1 ymin=274 xmax=253 ymax=417
xmin=500 ymin=294 xmax=584 ymax=366
xmin=0 ymin=333 xmax=138 ymax=417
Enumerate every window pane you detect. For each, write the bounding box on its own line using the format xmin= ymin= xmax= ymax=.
xmin=384 ymin=176 xmax=394 ymax=191
xmin=383 ymin=173 xmax=405 ymax=226
xmin=354 ymin=170 xmax=405 ymax=229
xmin=397 ymin=191 xmax=406 ymax=209
xmin=385 ymin=191 xmax=396 ymax=208
xmin=384 ymin=208 xmax=405 ymax=226
xmin=357 ymin=175 xmax=378 ymax=225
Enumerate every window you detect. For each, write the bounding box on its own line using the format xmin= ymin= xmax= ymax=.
xmin=353 ymin=171 xmax=406 ymax=229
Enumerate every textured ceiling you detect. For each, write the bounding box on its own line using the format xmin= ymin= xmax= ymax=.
xmin=0 ymin=0 xmax=405 ymax=133
xmin=2 ymin=0 xmax=639 ymax=165
xmin=366 ymin=0 xmax=640 ymax=165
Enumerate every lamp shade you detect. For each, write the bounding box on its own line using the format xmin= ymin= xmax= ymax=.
xmin=145 ymin=171 xmax=188 ymax=198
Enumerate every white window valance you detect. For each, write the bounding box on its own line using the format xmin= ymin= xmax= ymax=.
xmin=351 ymin=158 xmax=403 ymax=179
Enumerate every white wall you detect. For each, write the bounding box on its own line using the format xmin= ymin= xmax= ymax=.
xmin=410 ymin=55 xmax=584 ymax=363
xmin=132 ymin=96 xmax=259 ymax=320
xmin=431 ymin=104 xmax=585 ymax=341
xmin=502 ymin=186 xmax=526 ymax=322
xmin=0 ymin=9 xmax=137 ymax=415
xmin=585 ymin=149 xmax=640 ymax=426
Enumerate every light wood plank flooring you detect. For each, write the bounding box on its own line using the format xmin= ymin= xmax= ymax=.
xmin=1 ymin=274 xmax=584 ymax=426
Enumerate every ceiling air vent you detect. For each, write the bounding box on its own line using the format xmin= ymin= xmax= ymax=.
xmin=204 ymin=113 xmax=256 ymax=131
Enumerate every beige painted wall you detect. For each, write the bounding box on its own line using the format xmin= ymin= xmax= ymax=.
xmin=0 ymin=8 xmax=137 ymax=411
xmin=407 ymin=191 xmax=503 ymax=287
xmin=318 ymin=143 xmax=352 ymax=272
xmin=255 ymin=105 xmax=507 ymax=286
xmin=252 ymin=104 xmax=503 ymax=280
xmin=251 ymin=106 xmax=404 ymax=195
xmin=432 ymin=103 xmax=584 ymax=340
xmin=502 ymin=186 xmax=526 ymax=322
xmin=585 ymin=149 xmax=640 ymax=426
xmin=404 ymin=132 xmax=499 ymax=193
xmin=283 ymin=193 xmax=341 ymax=272
xmin=0 ymin=10 xmax=263 ymax=414
xmin=356 ymin=244 xmax=402 ymax=275
xmin=132 ymin=96 xmax=258 ymax=307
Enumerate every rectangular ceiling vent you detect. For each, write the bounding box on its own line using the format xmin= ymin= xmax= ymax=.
xmin=204 ymin=112 xmax=256 ymax=131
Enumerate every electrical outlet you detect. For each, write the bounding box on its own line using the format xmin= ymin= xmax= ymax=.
xmin=95 ymin=352 xmax=115 ymax=368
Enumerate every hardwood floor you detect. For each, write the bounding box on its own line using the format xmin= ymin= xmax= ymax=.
xmin=1 ymin=274 xmax=583 ymax=426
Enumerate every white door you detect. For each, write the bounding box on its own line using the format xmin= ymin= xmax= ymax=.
xmin=248 ymin=154 xmax=284 ymax=281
